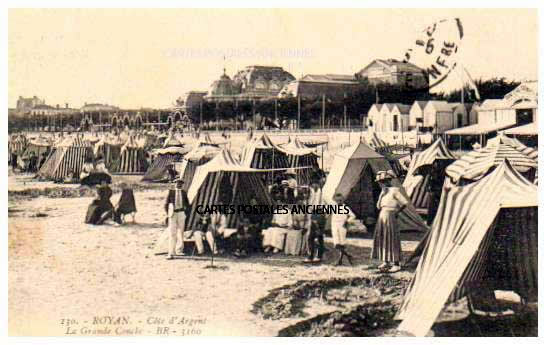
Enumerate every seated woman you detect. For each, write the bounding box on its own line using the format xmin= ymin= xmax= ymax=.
xmin=262 ymin=200 xmax=293 ymax=254
xmin=285 ymin=198 xmax=309 ymax=256
xmin=85 ymin=181 xmax=117 ymax=225
xmin=114 ymin=182 xmax=137 ymax=224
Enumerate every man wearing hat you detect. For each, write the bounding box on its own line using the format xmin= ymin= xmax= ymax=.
xmin=164 ymin=177 xmax=191 ymax=260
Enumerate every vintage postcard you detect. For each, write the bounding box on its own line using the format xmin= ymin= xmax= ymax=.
xmin=6 ymin=6 xmax=540 ymax=338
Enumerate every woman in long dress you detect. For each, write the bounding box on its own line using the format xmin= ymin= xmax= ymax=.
xmin=371 ymin=170 xmax=408 ymax=273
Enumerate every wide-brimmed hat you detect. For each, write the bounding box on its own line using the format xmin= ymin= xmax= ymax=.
xmin=375 ymin=170 xmax=396 ymax=182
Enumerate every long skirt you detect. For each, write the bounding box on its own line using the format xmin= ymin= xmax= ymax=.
xmin=262 ymin=227 xmax=288 ymax=250
xmin=371 ymin=208 xmax=401 ymax=263
xmin=116 ymin=189 xmax=137 ymax=215
xmin=85 ymin=200 xmax=114 ymax=225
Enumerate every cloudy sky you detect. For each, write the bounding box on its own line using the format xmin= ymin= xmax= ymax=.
xmin=8 ymin=8 xmax=537 ymax=109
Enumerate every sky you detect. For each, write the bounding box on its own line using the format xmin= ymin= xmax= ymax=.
xmin=8 ymin=8 xmax=538 ymax=109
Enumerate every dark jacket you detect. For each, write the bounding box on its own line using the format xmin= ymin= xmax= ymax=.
xmin=164 ymin=189 xmax=190 ymax=215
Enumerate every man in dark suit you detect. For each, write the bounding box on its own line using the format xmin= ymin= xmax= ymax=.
xmin=164 ymin=178 xmax=191 ymax=260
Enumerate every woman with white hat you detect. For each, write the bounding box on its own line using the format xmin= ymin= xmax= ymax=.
xmin=371 ymin=170 xmax=408 ymax=273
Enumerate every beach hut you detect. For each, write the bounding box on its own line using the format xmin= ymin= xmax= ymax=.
xmin=396 ymin=161 xmax=537 ymax=336
xmin=37 ymin=136 xmax=93 ymax=181
xmin=322 ymin=140 xmax=427 ymax=232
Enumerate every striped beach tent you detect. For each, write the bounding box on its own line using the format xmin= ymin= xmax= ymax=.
xmin=141 ymin=146 xmax=190 ymax=182
xmin=280 ymin=137 xmax=320 ymax=184
xmin=403 ymin=138 xmax=456 ymax=209
xmin=240 ymin=133 xmax=290 ymax=170
xmin=37 ymin=136 xmax=93 ymax=181
xmin=115 ymin=135 xmax=148 ymax=174
xmin=94 ymin=135 xmax=124 ymax=171
xmin=322 ymin=140 xmax=428 ymax=232
xmin=185 ymin=149 xmax=273 ymax=230
xmin=396 ymin=160 xmax=537 ymax=336
xmin=175 ymin=144 xmax=221 ymax=191
xmin=241 ymin=133 xmax=317 ymax=184
xmin=8 ymin=134 xmax=28 ymax=161
xmin=446 ymin=134 xmax=537 ymax=185
xmin=20 ymin=136 xmax=53 ymax=170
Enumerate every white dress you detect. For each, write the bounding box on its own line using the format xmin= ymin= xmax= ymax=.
xmin=330 ymin=205 xmax=356 ymax=246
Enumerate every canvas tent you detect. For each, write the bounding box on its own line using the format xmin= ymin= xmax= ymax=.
xmin=322 ymin=140 xmax=428 ymax=232
xmin=396 ymin=161 xmax=537 ymax=337
xmin=94 ymin=135 xmax=124 ymax=171
xmin=185 ymin=149 xmax=274 ymax=230
xmin=142 ymin=146 xmax=190 ymax=182
xmin=241 ymin=133 xmax=318 ymax=184
xmin=17 ymin=137 xmax=52 ymax=168
xmin=445 ymin=134 xmax=537 ymax=185
xmin=174 ymin=144 xmax=221 ymax=191
xmin=37 ymin=136 xmax=94 ymax=181
xmin=115 ymin=135 xmax=149 ymax=174
xmin=402 ymin=138 xmax=456 ymax=209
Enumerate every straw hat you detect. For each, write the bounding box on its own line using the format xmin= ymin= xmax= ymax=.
xmin=375 ymin=170 xmax=396 ymax=182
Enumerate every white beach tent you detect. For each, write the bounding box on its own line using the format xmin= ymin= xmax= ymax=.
xmin=322 ymin=140 xmax=428 ymax=232
xmin=396 ymin=160 xmax=537 ymax=336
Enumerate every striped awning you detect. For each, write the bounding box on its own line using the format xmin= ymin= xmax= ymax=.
xmin=446 ymin=135 xmax=537 ymax=183
xmin=396 ymin=160 xmax=537 ymax=337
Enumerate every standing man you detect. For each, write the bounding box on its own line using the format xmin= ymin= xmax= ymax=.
xmin=164 ymin=178 xmax=191 ymax=260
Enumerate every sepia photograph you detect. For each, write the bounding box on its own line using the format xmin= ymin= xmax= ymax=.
xmin=4 ymin=4 xmax=541 ymax=339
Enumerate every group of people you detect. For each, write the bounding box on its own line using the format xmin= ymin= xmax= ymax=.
xmin=84 ymin=181 xmax=137 ymax=226
xmin=162 ymin=167 xmax=409 ymax=273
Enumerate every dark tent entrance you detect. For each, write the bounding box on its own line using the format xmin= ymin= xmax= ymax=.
xmin=345 ymin=163 xmax=383 ymax=221
xmin=467 ymin=206 xmax=538 ymax=309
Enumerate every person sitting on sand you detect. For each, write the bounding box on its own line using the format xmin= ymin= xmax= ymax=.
xmin=114 ymin=182 xmax=137 ymax=224
xmin=85 ymin=181 xmax=117 ymax=225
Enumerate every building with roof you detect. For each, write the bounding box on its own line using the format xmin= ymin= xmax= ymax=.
xmin=423 ymin=101 xmax=456 ymax=134
xmin=80 ymin=103 xmax=120 ymax=113
xmin=409 ymin=100 xmax=427 ymax=131
xmin=445 ymin=81 xmax=538 ymax=148
xmin=16 ymin=96 xmax=45 ymax=114
xmin=278 ymin=74 xmax=361 ymax=100
xmin=367 ymin=103 xmax=411 ymax=132
xmin=356 ymin=59 xmax=428 ymax=90
xmin=205 ymin=65 xmax=295 ymax=101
